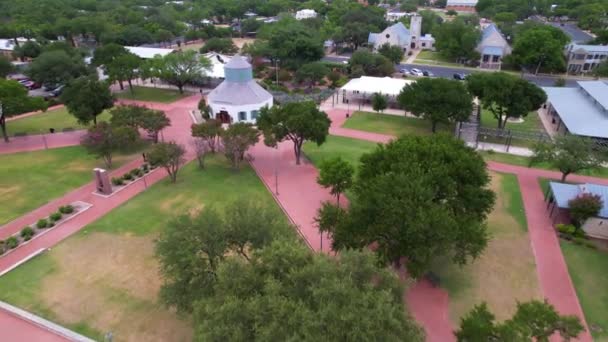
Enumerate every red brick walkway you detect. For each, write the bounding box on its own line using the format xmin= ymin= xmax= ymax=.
xmin=0 ymin=306 xmax=70 ymax=342
xmin=0 ymin=95 xmax=201 ymax=340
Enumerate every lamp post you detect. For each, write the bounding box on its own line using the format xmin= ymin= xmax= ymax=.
xmin=0 ymin=101 xmax=7 ymax=143
xmin=275 ymin=58 xmax=280 ymax=85
xmin=274 ymin=145 xmax=279 ymax=196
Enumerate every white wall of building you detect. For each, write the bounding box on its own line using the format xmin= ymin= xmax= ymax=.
xmin=210 ymin=98 xmax=273 ymax=124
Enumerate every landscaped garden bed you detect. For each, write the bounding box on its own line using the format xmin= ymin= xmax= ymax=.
xmin=108 ymin=163 xmax=157 ymax=193
xmin=0 ymin=201 xmax=91 ymax=257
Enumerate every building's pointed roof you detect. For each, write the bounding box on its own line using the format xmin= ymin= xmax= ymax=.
xmin=225 ymin=55 xmax=251 ymax=69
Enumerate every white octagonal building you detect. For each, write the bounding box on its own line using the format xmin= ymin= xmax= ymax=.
xmin=208 ymin=55 xmax=273 ymax=124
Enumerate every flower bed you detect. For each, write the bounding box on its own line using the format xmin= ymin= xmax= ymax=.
xmin=109 ymin=163 xmax=157 ymax=191
xmin=0 ymin=201 xmax=91 ymax=257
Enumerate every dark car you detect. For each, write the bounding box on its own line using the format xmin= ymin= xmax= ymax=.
xmin=422 ymin=70 xmax=434 ymax=77
xmin=49 ymin=85 xmax=65 ymax=97
xmin=453 ymin=73 xmax=467 ymax=81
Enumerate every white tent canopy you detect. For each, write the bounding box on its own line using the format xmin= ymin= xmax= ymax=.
xmin=341 ymin=76 xmax=413 ymax=97
xmin=125 ymin=46 xmax=175 ymax=59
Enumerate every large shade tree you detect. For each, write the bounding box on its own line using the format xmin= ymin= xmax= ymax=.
xmin=398 ymin=78 xmax=473 ymax=132
xmin=0 ymin=79 xmax=47 ymax=142
xmin=432 ymin=18 xmax=481 ymax=62
xmin=61 ymin=76 xmax=114 ymax=125
xmin=26 ymin=50 xmax=88 ymax=86
xmin=80 ymin=122 xmax=138 ymax=168
xmin=143 ymin=50 xmax=211 ymax=93
xmin=257 ymin=101 xmax=331 ymax=165
xmin=466 ymin=72 xmax=546 ymax=129
xmin=330 ymin=134 xmax=495 ymax=277
xmin=509 ymin=24 xmax=569 ymax=74
xmin=194 ymin=240 xmax=424 ymax=341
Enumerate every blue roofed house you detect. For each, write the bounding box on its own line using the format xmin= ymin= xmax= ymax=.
xmin=546 ymin=181 xmax=608 ymax=240
xmin=542 ymin=81 xmax=608 ymax=140
xmin=475 ymin=24 xmax=511 ymax=70
xmin=368 ymin=15 xmax=434 ymax=55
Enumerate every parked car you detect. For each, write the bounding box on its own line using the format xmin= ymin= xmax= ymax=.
xmin=23 ymin=81 xmax=41 ymax=90
xmin=399 ymin=68 xmax=410 ymax=74
xmin=410 ymin=68 xmax=424 ymax=76
xmin=422 ymin=70 xmax=434 ymax=77
xmin=43 ymin=83 xmax=60 ymax=91
xmin=453 ymin=73 xmax=467 ymax=80
xmin=49 ymin=85 xmax=65 ymax=97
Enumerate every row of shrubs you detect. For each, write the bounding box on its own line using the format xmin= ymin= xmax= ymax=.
xmin=111 ymin=164 xmax=152 ymax=186
xmin=0 ymin=204 xmax=75 ymax=256
xmin=556 ymin=224 xmax=597 ymax=250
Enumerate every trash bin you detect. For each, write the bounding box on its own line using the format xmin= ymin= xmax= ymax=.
xmin=49 ymin=128 xmax=55 ymax=133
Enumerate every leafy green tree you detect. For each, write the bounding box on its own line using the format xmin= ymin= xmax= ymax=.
xmin=466 ymin=72 xmax=546 ymax=129
xmin=334 ymin=5 xmax=386 ymax=50
xmin=433 ymin=18 xmax=481 ymax=62
xmin=92 ymin=43 xmax=128 ymax=67
xmin=0 ymin=79 xmax=47 ymax=142
xmin=317 ymin=157 xmax=354 ymax=206
xmin=398 ymin=78 xmax=473 ymax=132
xmin=0 ymin=56 xmax=14 ymax=78
xmin=371 ymin=93 xmax=388 ymax=113
xmin=568 ymin=193 xmax=603 ymax=228
xmin=191 ymin=119 xmax=221 ymax=153
xmin=315 ymin=201 xmax=347 ymax=239
xmin=194 ymin=239 xmax=424 ymax=341
xmin=349 ymin=50 xmax=394 ymax=77
xmin=295 ymin=62 xmax=329 ymax=87
xmin=139 ymin=109 xmax=170 ymax=143
xmin=509 ymin=25 xmax=569 ymax=74
xmin=80 ymin=122 xmax=138 ymax=168
xmin=12 ymin=41 xmax=42 ymax=60
xmin=531 ymin=135 xmax=605 ymax=182
xmin=61 ymin=76 xmax=114 ymax=125
xmin=331 ymin=135 xmax=495 ymax=277
xmin=148 ymin=141 xmax=186 ymax=183
xmin=156 ymin=200 xmax=287 ymax=312
xmin=144 ymin=51 xmax=212 ymax=93
xmin=26 ymin=50 xmax=88 ymax=85
xmin=106 ymin=52 xmax=141 ymax=92
xmin=197 ymin=98 xmax=211 ymax=120
xmin=378 ymin=43 xmax=405 ymax=64
xmin=594 ymin=60 xmax=608 ymax=78
xmin=456 ymin=300 xmax=584 ymax=341
xmin=200 ymin=37 xmax=238 ymax=54
xmin=257 ymin=101 xmax=331 ymax=165
xmin=221 ymin=122 xmax=260 ymax=170
xmin=257 ymin=17 xmax=324 ymax=69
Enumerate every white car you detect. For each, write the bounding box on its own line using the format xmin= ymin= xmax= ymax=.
xmin=410 ymin=68 xmax=424 ymax=76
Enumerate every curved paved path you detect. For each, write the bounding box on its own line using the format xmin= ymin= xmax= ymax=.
xmin=0 ymin=95 xmax=201 ymax=340
xmin=326 ymin=108 xmax=593 ymax=341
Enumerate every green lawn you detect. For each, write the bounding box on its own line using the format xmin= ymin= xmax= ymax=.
xmin=0 ymin=146 xmax=138 ymax=226
xmin=479 ymin=109 xmax=546 ymax=148
xmin=414 ymin=51 xmax=463 ymax=68
xmin=481 ymin=151 xmax=608 ymax=179
xmin=114 ymin=86 xmax=189 ymax=103
xmin=431 ymin=172 xmax=541 ymax=323
xmin=561 ymin=241 xmax=608 ymax=340
xmin=7 ymin=107 xmax=110 ymax=136
xmin=342 ymin=111 xmax=452 ymax=137
xmin=0 ymin=156 xmax=291 ymax=341
xmin=303 ymin=135 xmax=379 ymax=172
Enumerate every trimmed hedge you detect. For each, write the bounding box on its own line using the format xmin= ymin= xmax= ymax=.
xmin=21 ymin=227 xmax=35 ymax=241
xmin=36 ymin=219 xmax=48 ymax=229
xmin=112 ymin=177 xmax=124 ymax=186
xmin=6 ymin=236 xmax=19 ymax=249
xmin=59 ymin=205 xmax=74 ymax=214
xmin=49 ymin=212 xmax=62 ymax=222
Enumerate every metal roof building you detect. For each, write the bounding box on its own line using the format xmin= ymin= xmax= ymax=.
xmin=125 ymin=46 xmax=174 ymax=59
xmin=543 ymin=81 xmax=608 ymax=139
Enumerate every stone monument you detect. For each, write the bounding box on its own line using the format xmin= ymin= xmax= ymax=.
xmin=94 ymin=168 xmax=113 ymax=195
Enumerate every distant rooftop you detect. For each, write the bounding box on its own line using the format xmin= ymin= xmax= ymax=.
xmin=341 ymin=76 xmax=413 ymax=97
xmin=125 ymin=46 xmax=174 ymax=59
xmin=550 ymin=182 xmax=608 ymax=218
xmin=446 ymin=0 xmax=478 ymax=5
xmin=543 ymin=81 xmax=608 ymax=138
xmin=567 ymin=43 xmax=608 ymax=53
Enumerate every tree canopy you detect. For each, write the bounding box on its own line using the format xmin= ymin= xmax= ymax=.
xmin=432 ymin=18 xmax=481 ymax=62
xmin=80 ymin=122 xmax=138 ymax=168
xmin=349 ymin=50 xmax=394 ymax=77
xmin=508 ymin=24 xmax=570 ymax=74
xmin=257 ymin=101 xmax=331 ymax=165
xmin=148 ymin=141 xmax=186 ymax=183
xmin=398 ymin=78 xmax=473 ymax=132
xmin=194 ymin=239 xmax=424 ymax=341
xmin=61 ymin=76 xmax=114 ymax=125
xmin=466 ymin=72 xmax=546 ymax=129
xmin=26 ymin=50 xmax=88 ymax=85
xmin=317 ymin=156 xmax=354 ymax=206
xmin=200 ymin=37 xmax=238 ymax=54
xmin=378 ymin=43 xmax=405 ymax=64
xmin=143 ymin=50 xmax=211 ymax=93
xmin=330 ymin=135 xmax=495 ymax=277
xmin=0 ymin=79 xmax=47 ymax=142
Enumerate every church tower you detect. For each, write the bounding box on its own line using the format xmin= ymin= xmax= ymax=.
xmin=410 ymin=15 xmax=422 ymax=49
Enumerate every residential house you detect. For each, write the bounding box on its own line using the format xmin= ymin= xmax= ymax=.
xmin=476 ymin=24 xmax=511 ymax=69
xmin=543 ymin=81 xmax=608 ymax=139
xmin=446 ymin=0 xmax=478 ymax=12
xmin=0 ymin=38 xmax=30 ymax=60
xmin=368 ymin=16 xmax=434 ymax=54
xmin=565 ymin=43 xmax=608 ymax=74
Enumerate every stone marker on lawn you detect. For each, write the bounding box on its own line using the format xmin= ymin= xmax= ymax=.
xmin=94 ymin=168 xmax=113 ymax=195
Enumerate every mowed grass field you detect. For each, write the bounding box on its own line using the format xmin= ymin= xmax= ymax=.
xmin=342 ymin=111 xmax=452 ymax=137
xmin=0 ymin=156 xmax=293 ymax=341
xmin=114 ymin=86 xmax=189 ymax=103
xmin=430 ymin=172 xmax=541 ymax=323
xmin=7 ymin=107 xmax=110 ymax=136
xmin=303 ymin=135 xmax=379 ymax=172
xmin=0 ymin=146 xmax=137 ymax=226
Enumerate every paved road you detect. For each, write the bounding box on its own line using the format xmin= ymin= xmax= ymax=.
xmin=322 ymin=56 xmax=579 ymax=87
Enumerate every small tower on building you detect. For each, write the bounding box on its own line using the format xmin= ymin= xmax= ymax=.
xmin=409 ymin=15 xmax=422 ymax=49
xmin=207 ymin=55 xmax=273 ymax=124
